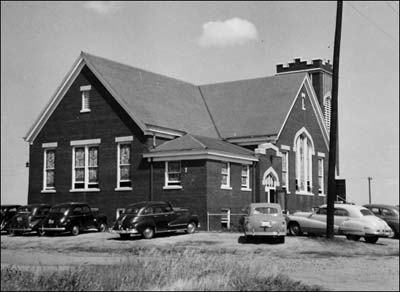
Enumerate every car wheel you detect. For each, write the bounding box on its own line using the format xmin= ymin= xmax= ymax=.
xmin=119 ymin=234 xmax=130 ymax=239
xmin=142 ymin=227 xmax=154 ymax=239
xmin=98 ymin=223 xmax=107 ymax=232
xmin=38 ymin=228 xmax=46 ymax=237
xmin=71 ymin=225 xmax=80 ymax=236
xmin=364 ymin=236 xmax=379 ymax=244
xmin=288 ymin=222 xmax=302 ymax=236
xmin=186 ymin=221 xmax=196 ymax=234
xmin=346 ymin=235 xmax=361 ymax=241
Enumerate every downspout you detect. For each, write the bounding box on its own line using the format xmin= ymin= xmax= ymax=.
xmin=252 ymin=161 xmax=256 ymax=203
xmin=150 ymin=158 xmax=154 ymax=201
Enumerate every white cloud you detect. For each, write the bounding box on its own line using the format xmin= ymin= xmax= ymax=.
xmin=83 ymin=1 xmax=122 ymax=15
xmin=198 ymin=18 xmax=259 ymax=48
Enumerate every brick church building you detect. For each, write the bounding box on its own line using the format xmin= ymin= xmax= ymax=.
xmin=25 ymin=52 xmax=341 ymax=229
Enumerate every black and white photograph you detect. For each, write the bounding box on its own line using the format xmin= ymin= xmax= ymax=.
xmin=1 ymin=1 xmax=399 ymax=291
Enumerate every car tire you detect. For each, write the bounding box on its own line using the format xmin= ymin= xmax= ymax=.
xmin=346 ymin=235 xmax=361 ymax=241
xmin=142 ymin=227 xmax=154 ymax=239
xmin=98 ymin=223 xmax=107 ymax=232
xmin=364 ymin=236 xmax=379 ymax=244
xmin=119 ymin=234 xmax=130 ymax=239
xmin=71 ymin=225 xmax=80 ymax=236
xmin=186 ymin=221 xmax=196 ymax=234
xmin=288 ymin=222 xmax=302 ymax=236
xmin=38 ymin=228 xmax=46 ymax=237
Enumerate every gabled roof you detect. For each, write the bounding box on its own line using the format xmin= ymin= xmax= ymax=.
xmin=199 ymin=73 xmax=307 ymax=139
xmin=25 ymin=52 xmax=328 ymax=147
xmin=143 ymin=134 xmax=257 ymax=164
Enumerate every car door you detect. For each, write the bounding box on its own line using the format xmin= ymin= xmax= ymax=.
xmin=334 ymin=208 xmax=350 ymax=231
xmin=82 ymin=205 xmax=95 ymax=229
xmin=305 ymin=207 xmax=328 ymax=233
xmin=152 ymin=206 xmax=169 ymax=231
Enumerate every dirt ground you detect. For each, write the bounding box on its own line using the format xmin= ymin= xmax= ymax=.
xmin=1 ymin=231 xmax=399 ymax=291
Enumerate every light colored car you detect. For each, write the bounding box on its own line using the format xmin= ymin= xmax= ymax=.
xmin=287 ymin=203 xmax=393 ymax=244
xmin=363 ymin=204 xmax=399 ymax=238
xmin=241 ymin=203 xmax=286 ymax=243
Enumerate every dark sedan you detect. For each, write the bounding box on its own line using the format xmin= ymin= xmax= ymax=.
xmin=9 ymin=204 xmax=51 ymax=236
xmin=1 ymin=205 xmax=21 ymax=233
xmin=363 ymin=204 xmax=399 ymax=238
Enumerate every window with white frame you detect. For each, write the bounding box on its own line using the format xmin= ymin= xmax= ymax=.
xmin=72 ymin=145 xmax=99 ymax=190
xmin=80 ymin=85 xmax=91 ymax=112
xmin=241 ymin=165 xmax=250 ymax=190
xmin=318 ymin=157 xmax=324 ymax=194
xmin=301 ymin=92 xmax=306 ymax=110
xmin=117 ymin=143 xmax=131 ymax=188
xmin=295 ymin=134 xmax=313 ymax=193
xmin=282 ymin=151 xmax=289 ymax=191
xmin=43 ymin=148 xmax=56 ymax=190
xmin=221 ymin=162 xmax=231 ymax=189
xmin=165 ymin=161 xmax=181 ymax=187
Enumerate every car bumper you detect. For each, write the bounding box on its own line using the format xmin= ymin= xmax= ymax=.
xmin=41 ymin=227 xmax=67 ymax=232
xmin=245 ymin=230 xmax=286 ymax=236
xmin=9 ymin=227 xmax=34 ymax=232
xmin=111 ymin=228 xmax=139 ymax=235
xmin=365 ymin=230 xmax=393 ymax=238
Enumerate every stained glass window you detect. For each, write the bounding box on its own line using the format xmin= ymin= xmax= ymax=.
xmin=118 ymin=143 xmax=131 ymax=188
xmin=44 ymin=149 xmax=55 ymax=189
xmin=73 ymin=146 xmax=99 ymax=189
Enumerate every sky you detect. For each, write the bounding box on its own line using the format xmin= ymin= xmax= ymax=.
xmin=1 ymin=1 xmax=399 ymax=206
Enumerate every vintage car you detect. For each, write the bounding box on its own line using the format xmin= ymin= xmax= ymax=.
xmin=363 ymin=204 xmax=399 ymax=238
xmin=8 ymin=204 xmax=51 ymax=235
xmin=1 ymin=204 xmax=21 ymax=233
xmin=112 ymin=201 xmax=199 ymax=239
xmin=287 ymin=203 xmax=393 ymax=243
xmin=40 ymin=202 xmax=107 ymax=236
xmin=240 ymin=203 xmax=287 ymax=243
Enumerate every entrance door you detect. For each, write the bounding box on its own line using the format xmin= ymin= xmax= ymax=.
xmin=264 ymin=174 xmax=277 ymax=203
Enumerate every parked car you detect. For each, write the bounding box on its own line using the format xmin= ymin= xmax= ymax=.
xmin=9 ymin=204 xmax=51 ymax=236
xmin=1 ymin=205 xmax=21 ymax=233
xmin=111 ymin=201 xmax=199 ymax=239
xmin=40 ymin=202 xmax=107 ymax=236
xmin=363 ymin=204 xmax=399 ymax=238
xmin=287 ymin=203 xmax=393 ymax=243
xmin=240 ymin=203 xmax=286 ymax=244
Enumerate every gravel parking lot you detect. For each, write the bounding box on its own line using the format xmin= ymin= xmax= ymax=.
xmin=1 ymin=231 xmax=399 ymax=291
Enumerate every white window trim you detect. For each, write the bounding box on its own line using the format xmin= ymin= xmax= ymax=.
xmin=116 ymin=141 xmax=132 ymax=190
xmin=301 ymin=92 xmax=306 ymax=110
xmin=164 ymin=161 xmax=182 ymax=189
xmin=318 ymin=157 xmax=325 ymax=196
xmin=281 ymin=151 xmax=290 ymax=194
xmin=80 ymin=85 xmax=91 ymax=113
xmin=241 ymin=164 xmax=251 ymax=191
xmin=294 ymin=129 xmax=314 ymax=195
xmin=42 ymin=147 xmax=56 ymax=193
xmin=221 ymin=162 xmax=232 ymax=190
xmin=71 ymin=144 xmax=100 ymax=192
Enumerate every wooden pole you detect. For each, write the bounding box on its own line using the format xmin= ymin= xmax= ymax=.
xmin=327 ymin=0 xmax=343 ymax=239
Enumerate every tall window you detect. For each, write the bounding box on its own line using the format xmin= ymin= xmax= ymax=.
xmin=241 ymin=165 xmax=250 ymax=190
xmin=72 ymin=146 xmax=99 ymax=190
xmin=221 ymin=162 xmax=231 ymax=189
xmin=165 ymin=161 xmax=181 ymax=187
xmin=80 ymin=85 xmax=91 ymax=112
xmin=282 ymin=151 xmax=289 ymax=191
xmin=295 ymin=134 xmax=313 ymax=193
xmin=324 ymin=96 xmax=331 ymax=133
xmin=318 ymin=157 xmax=324 ymax=194
xmin=117 ymin=143 xmax=131 ymax=188
xmin=43 ymin=149 xmax=55 ymax=190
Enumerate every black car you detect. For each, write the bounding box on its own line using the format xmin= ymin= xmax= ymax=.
xmin=112 ymin=201 xmax=199 ymax=239
xmin=9 ymin=204 xmax=51 ymax=236
xmin=40 ymin=202 xmax=107 ymax=236
xmin=1 ymin=205 xmax=21 ymax=233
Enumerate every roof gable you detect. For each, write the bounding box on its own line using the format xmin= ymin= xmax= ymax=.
xmin=199 ymin=73 xmax=307 ymax=139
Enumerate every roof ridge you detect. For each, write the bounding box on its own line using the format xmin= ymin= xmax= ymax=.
xmin=188 ymin=134 xmax=208 ymax=150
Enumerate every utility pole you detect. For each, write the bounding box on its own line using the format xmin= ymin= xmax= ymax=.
xmin=327 ymin=0 xmax=343 ymax=239
xmin=368 ymin=177 xmax=372 ymax=204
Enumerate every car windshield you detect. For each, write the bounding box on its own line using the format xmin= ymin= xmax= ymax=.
xmin=17 ymin=206 xmax=35 ymax=214
xmin=360 ymin=209 xmax=374 ymax=216
xmin=125 ymin=204 xmax=145 ymax=215
xmin=50 ymin=206 xmax=69 ymax=215
xmin=252 ymin=207 xmax=279 ymax=215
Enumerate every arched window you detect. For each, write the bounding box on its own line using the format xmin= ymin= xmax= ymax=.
xmin=324 ymin=95 xmax=331 ymax=133
xmin=294 ymin=128 xmax=315 ymax=193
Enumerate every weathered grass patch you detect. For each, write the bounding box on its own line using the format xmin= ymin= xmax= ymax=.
xmin=1 ymin=249 xmax=325 ymax=291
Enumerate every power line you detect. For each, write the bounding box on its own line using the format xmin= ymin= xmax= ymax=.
xmin=386 ymin=1 xmax=399 ymax=15
xmin=346 ymin=2 xmax=399 ymax=45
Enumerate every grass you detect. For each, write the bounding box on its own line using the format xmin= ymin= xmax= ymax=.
xmin=1 ymin=248 xmax=324 ymax=291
